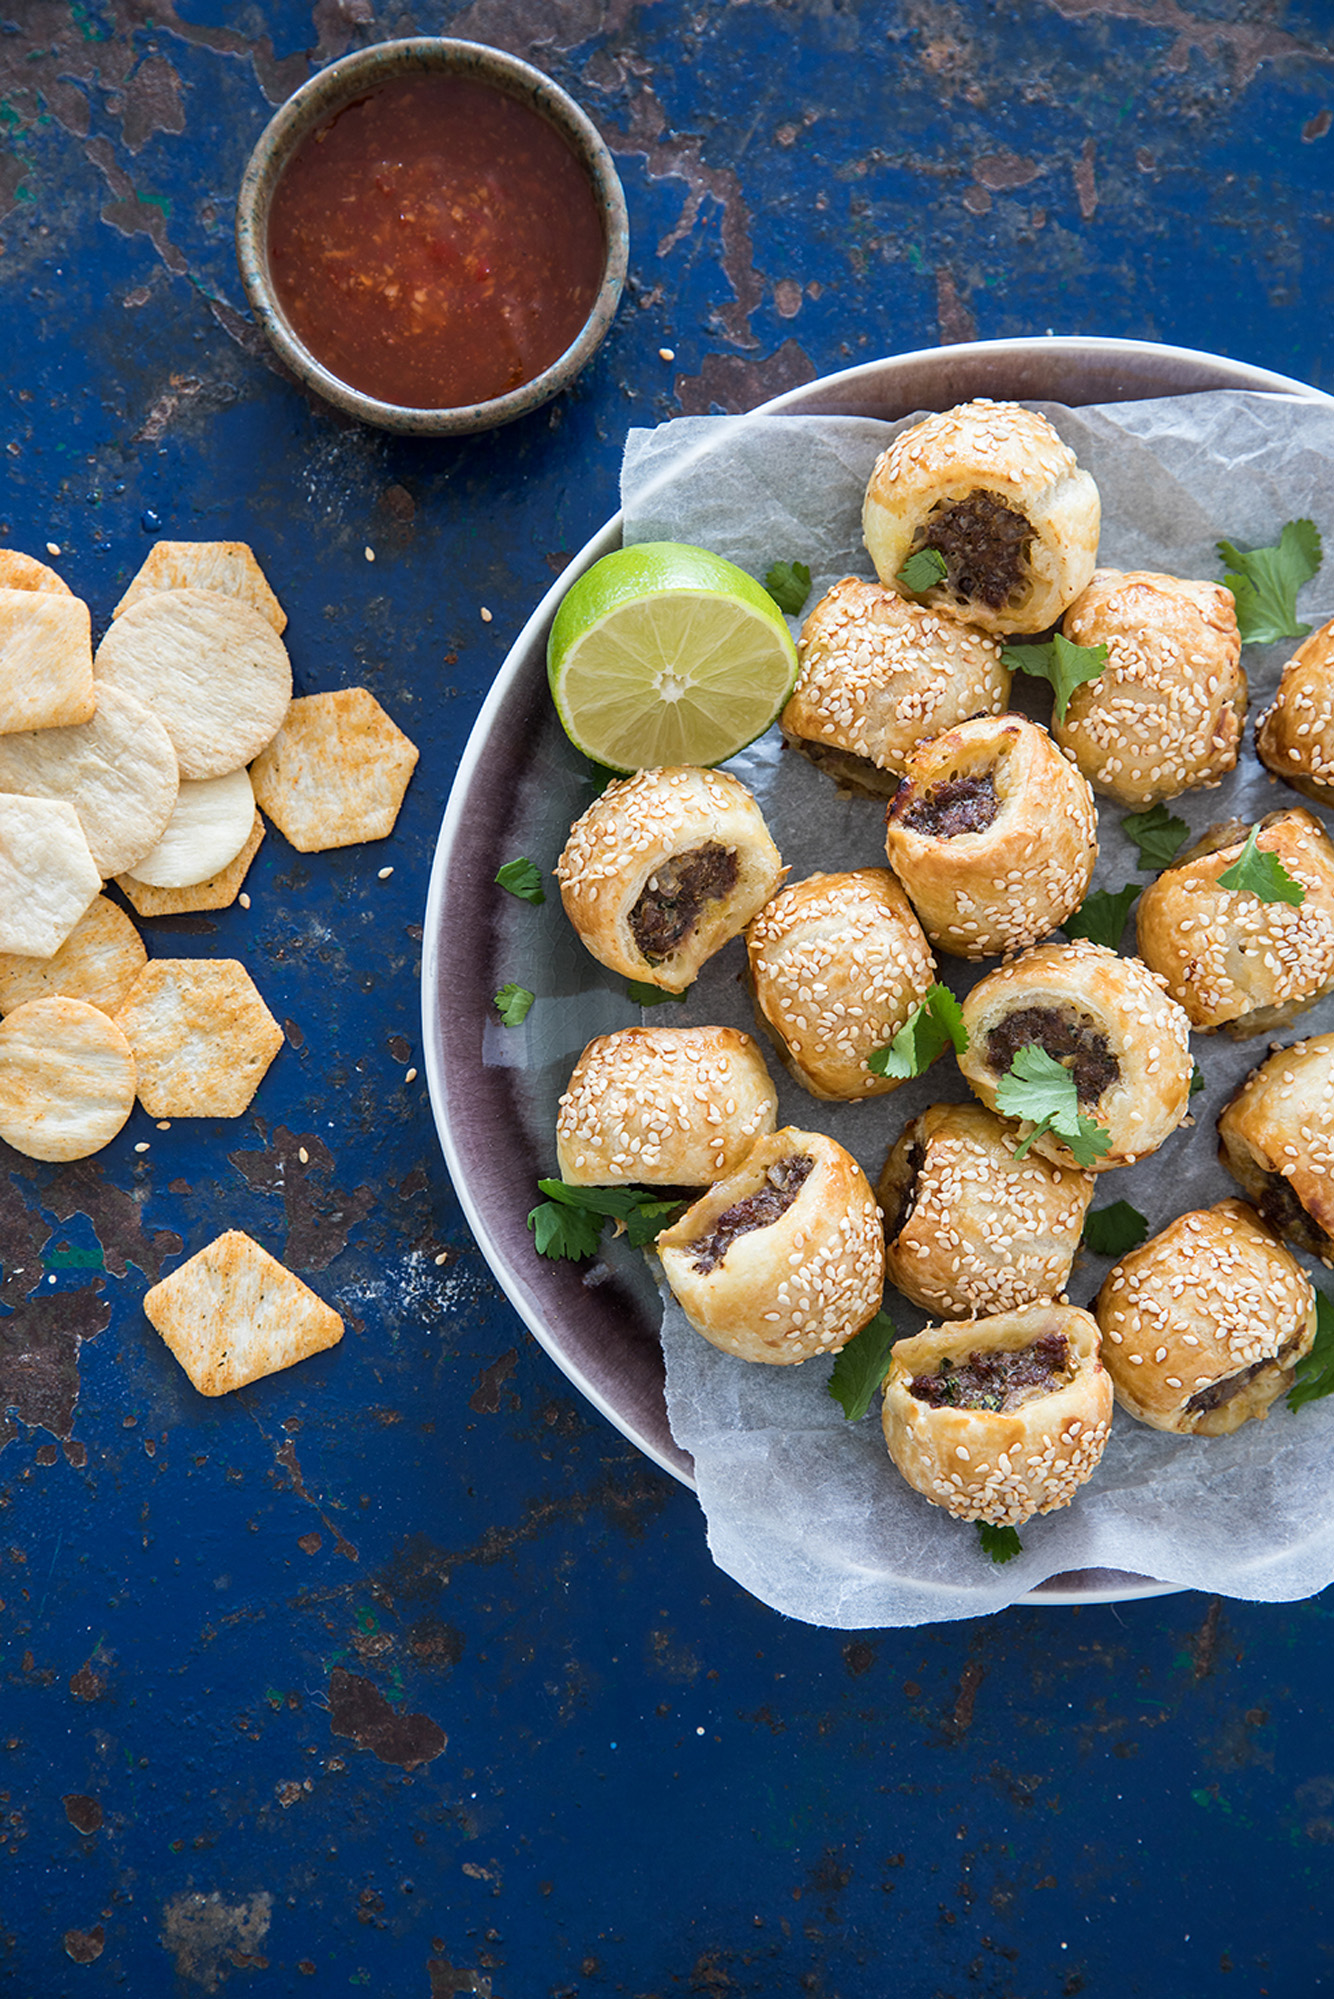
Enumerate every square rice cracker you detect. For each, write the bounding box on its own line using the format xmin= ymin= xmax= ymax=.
xmin=143 ymin=1229 xmax=343 ymax=1396
xmin=0 ymin=588 xmax=95 ymax=734
xmin=249 ymin=687 xmax=419 ymax=851
xmin=0 ymin=893 xmax=146 ymax=1017
xmin=114 ymin=957 xmax=284 ymax=1118
xmin=114 ymin=540 xmax=287 ymax=634
xmin=116 ymin=811 xmax=264 ymax=916
xmin=0 ymin=792 xmax=101 ymax=959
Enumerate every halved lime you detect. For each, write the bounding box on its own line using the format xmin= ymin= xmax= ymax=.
xmin=546 ymin=541 xmax=800 ymax=771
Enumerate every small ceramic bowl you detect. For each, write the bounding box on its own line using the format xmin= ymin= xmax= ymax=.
xmin=235 ymin=38 xmax=629 ymax=436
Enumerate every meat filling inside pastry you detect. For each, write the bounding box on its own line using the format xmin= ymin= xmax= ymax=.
xmin=1217 ymin=1032 xmax=1334 ymax=1260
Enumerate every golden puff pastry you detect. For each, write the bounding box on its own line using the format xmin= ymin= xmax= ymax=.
xmin=1217 ymin=1032 xmax=1334 ymax=1261
xmin=1095 ymin=1199 xmax=1316 ymax=1435
xmin=745 ymin=869 xmax=937 ymax=1101
xmin=878 ymin=1101 xmax=1095 ymax=1319
xmin=1135 ymin=807 xmax=1334 ymax=1036
xmin=862 ymin=399 xmax=1100 ymax=636
xmin=780 ymin=577 xmax=1010 ymax=796
xmin=1256 ymin=618 xmax=1334 ymax=807
xmin=555 ymin=765 xmax=785 ymax=994
xmin=555 ymin=1025 xmax=778 ymax=1187
xmin=958 ymin=939 xmax=1194 ymax=1174
xmin=656 ymin=1128 xmax=885 ymax=1365
xmin=1054 ymin=568 xmax=1245 ymax=807
xmin=881 ymin=1303 xmax=1113 ymax=1527
xmin=882 ymin=712 xmax=1098 ymax=960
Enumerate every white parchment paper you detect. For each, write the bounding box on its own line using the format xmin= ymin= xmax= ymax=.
xmin=618 ymin=391 xmax=1334 ymax=1627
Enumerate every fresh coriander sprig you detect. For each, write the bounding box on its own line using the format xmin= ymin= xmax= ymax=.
xmin=976 ymin=1521 xmax=1023 ymax=1564
xmin=867 ymin=983 xmax=968 ymax=1080
xmin=765 ymin=560 xmax=811 ymax=616
xmin=1217 ymin=824 xmax=1306 ymax=906
xmin=1288 ymin=1291 xmax=1334 ymax=1412
xmin=495 ymin=857 xmax=545 ymax=904
xmin=1218 ymin=518 xmax=1322 ymax=644
xmin=897 ymin=546 xmax=948 ymax=593
xmin=1082 ymin=1200 xmax=1149 ymax=1258
xmin=1122 ymin=801 xmax=1189 ymax=872
xmin=1000 ymin=633 xmax=1107 ymax=722
xmin=826 ymin=1308 xmax=899 ymax=1422
xmin=1189 ymin=1061 xmax=1205 ymax=1098
xmin=494 ymin=982 xmax=535 ymax=1026
xmin=528 ymin=1179 xmax=687 ymax=1262
xmin=1062 ymin=882 xmax=1140 ymax=950
xmin=626 ymin=980 xmax=689 ymax=1007
xmin=994 ymin=1045 xmax=1113 ymax=1170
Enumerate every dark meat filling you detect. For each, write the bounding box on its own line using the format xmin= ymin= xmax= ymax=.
xmin=1255 ymin=1172 xmax=1330 ymax=1259
xmin=885 ymin=1140 xmax=926 ymax=1241
xmin=1185 ymin=1334 xmax=1304 ymax=1417
xmin=630 ymin=843 xmax=738 ymax=964
xmin=898 ymin=770 xmax=999 ymax=839
xmin=690 ymin=1153 xmax=814 ymax=1275
xmin=986 ymin=1005 xmax=1120 ymax=1107
xmin=910 ymin=1332 xmax=1070 ymax=1412
xmin=920 ymin=489 xmax=1033 ymax=611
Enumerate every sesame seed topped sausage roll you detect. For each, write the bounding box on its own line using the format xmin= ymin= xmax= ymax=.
xmin=1256 ymin=619 xmax=1334 ymax=808
xmin=1135 ymin=808 xmax=1334 ymax=1036
xmin=878 ymin=1102 xmax=1095 ymax=1320
xmin=883 ymin=713 xmax=1098 ymax=960
xmin=556 ymin=766 xmax=785 ymax=994
xmin=1217 ymin=1033 xmax=1334 ymax=1261
xmin=780 ymin=577 xmax=1010 ymax=797
xmin=1095 ymin=1200 xmax=1316 ymax=1436
xmin=556 ymin=1025 xmax=778 ymax=1187
xmin=862 ymin=399 xmax=1100 ymax=637
xmin=958 ymin=940 xmax=1194 ymax=1174
xmin=746 ymin=869 xmax=937 ymax=1101
xmin=656 ymin=1128 xmax=885 ymax=1365
xmin=1054 ymin=569 xmax=1245 ymax=807
xmin=881 ymin=1303 xmax=1113 ymax=1527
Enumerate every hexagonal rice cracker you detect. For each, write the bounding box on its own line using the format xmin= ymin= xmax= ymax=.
xmin=0 ymin=587 xmax=95 ymax=733
xmin=250 ymin=688 xmax=419 ymax=851
xmin=114 ymin=539 xmax=287 ymax=634
xmin=143 ymin=1230 xmax=343 ymax=1396
xmin=114 ymin=958 xmax=284 ymax=1118
xmin=0 ymin=793 xmax=101 ymax=959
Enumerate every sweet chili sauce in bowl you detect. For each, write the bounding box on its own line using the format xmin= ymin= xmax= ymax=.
xmin=236 ymin=40 xmax=629 ymax=435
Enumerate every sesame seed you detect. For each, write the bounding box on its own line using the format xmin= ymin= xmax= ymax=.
xmin=135 ymin=1141 xmax=150 ymax=1153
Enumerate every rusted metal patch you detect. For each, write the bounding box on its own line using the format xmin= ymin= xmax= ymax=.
xmin=327 ymin=1665 xmax=447 ymax=1769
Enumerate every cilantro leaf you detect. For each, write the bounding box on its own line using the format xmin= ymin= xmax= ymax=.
xmin=528 ymin=1198 xmax=603 ymax=1261
xmin=897 ymin=546 xmax=948 ymax=592
xmin=1122 ymin=801 xmax=1189 ymax=872
xmin=765 ymin=560 xmax=811 ymax=615
xmin=994 ymin=1045 xmax=1113 ymax=1169
xmin=494 ymin=982 xmax=535 ymax=1026
xmin=1189 ymin=1060 xmax=1205 ymax=1098
xmin=1000 ymin=633 xmax=1107 ymax=722
xmin=827 ymin=1308 xmax=899 ymax=1421
xmin=1217 ymin=824 xmax=1306 ymax=906
xmin=1217 ymin=518 xmax=1322 ymax=644
xmin=528 ymin=1179 xmax=687 ymax=1262
xmin=1288 ymin=1290 xmax=1334 ymax=1412
xmin=1083 ymin=1200 xmax=1149 ymax=1258
xmin=496 ymin=857 xmax=545 ymax=904
xmin=868 ymin=983 xmax=968 ymax=1079
xmin=627 ymin=980 xmax=688 ymax=1007
xmin=975 ymin=1521 xmax=1023 ymax=1564
xmin=1062 ymin=882 xmax=1140 ymax=950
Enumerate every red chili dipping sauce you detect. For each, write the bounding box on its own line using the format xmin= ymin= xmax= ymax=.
xmin=267 ymin=75 xmax=608 ymax=409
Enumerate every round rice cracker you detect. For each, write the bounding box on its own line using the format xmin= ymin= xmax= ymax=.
xmin=0 ymin=682 xmax=178 ymax=877
xmin=0 ymin=550 xmax=71 ymax=595
xmin=128 ymin=766 xmax=255 ymax=889
xmin=0 ymin=894 xmax=146 ymax=1018
xmin=0 ymin=996 xmax=136 ymax=1160
xmin=93 ymin=587 xmax=291 ymax=781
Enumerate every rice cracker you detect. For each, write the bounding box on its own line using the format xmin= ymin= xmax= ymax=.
xmin=0 ymin=793 xmax=101 ymax=959
xmin=0 ymin=682 xmax=178 ymax=878
xmin=143 ymin=1230 xmax=343 ymax=1396
xmin=114 ymin=540 xmax=287 ymax=634
xmin=249 ymin=687 xmax=418 ymax=851
xmin=0 ymin=550 xmax=72 ymax=595
xmin=114 ymin=957 xmax=283 ymax=1117
xmin=0 ymin=588 xmax=95 ymax=734
xmin=0 ymin=894 xmax=146 ymax=1017
xmin=0 ymin=995 xmax=137 ymax=1160
xmin=117 ymin=812 xmax=264 ymax=916
xmin=126 ymin=766 xmax=255 ymax=889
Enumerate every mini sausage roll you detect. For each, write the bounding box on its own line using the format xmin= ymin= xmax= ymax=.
xmin=1094 ymin=1199 xmax=1316 ymax=1435
xmin=745 ymin=869 xmax=937 ymax=1101
xmin=957 ymin=939 xmax=1194 ymax=1174
xmin=881 ymin=1303 xmax=1113 ymax=1526
xmin=878 ymin=1101 xmax=1095 ymax=1319
xmin=1135 ymin=807 xmax=1334 ymax=1036
xmin=780 ymin=577 xmax=1010 ymax=796
xmin=1054 ymin=568 xmax=1245 ymax=807
xmin=1217 ymin=1033 xmax=1334 ymax=1261
xmin=883 ymin=713 xmax=1098 ymax=960
xmin=656 ymin=1128 xmax=885 ymax=1365
xmin=555 ymin=765 xmax=785 ymax=994
xmin=862 ymin=399 xmax=1101 ymax=636
xmin=1256 ymin=618 xmax=1334 ymax=808
xmin=556 ymin=1025 xmax=778 ymax=1187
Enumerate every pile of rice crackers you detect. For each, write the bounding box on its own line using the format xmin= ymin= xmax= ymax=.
xmin=0 ymin=539 xmax=420 ymax=1396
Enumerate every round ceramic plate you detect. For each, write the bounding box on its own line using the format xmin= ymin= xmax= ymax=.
xmin=422 ymin=335 xmax=1331 ymax=1607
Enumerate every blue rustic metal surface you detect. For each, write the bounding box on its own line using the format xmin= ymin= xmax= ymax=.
xmin=2 ymin=3 xmax=1333 ymax=1994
